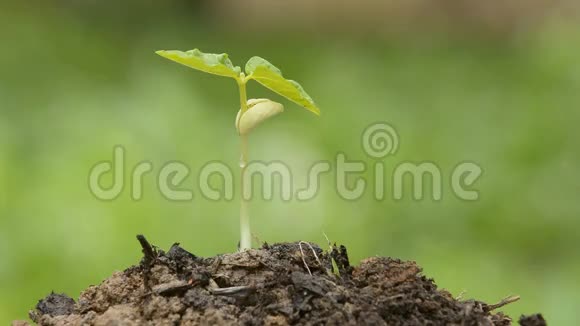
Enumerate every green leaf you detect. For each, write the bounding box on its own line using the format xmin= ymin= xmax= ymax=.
xmin=245 ymin=57 xmax=320 ymax=115
xmin=156 ymin=49 xmax=241 ymax=78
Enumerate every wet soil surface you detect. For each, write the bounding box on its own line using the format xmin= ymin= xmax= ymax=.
xmin=24 ymin=236 xmax=545 ymax=325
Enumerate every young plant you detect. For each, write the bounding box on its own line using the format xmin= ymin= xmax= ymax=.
xmin=156 ymin=49 xmax=320 ymax=251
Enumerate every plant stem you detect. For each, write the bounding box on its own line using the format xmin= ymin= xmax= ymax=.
xmin=239 ymin=134 xmax=251 ymax=250
xmin=237 ymin=75 xmax=251 ymax=251
xmin=238 ymin=77 xmax=248 ymax=113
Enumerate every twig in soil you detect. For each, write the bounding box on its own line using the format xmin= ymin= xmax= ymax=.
xmin=208 ymin=278 xmax=220 ymax=290
xmin=486 ymin=295 xmax=520 ymax=312
xmin=298 ymin=242 xmax=312 ymax=276
xmin=136 ymin=234 xmax=157 ymax=291
xmin=210 ymin=285 xmax=255 ymax=296
xmin=137 ymin=234 xmax=157 ymax=262
xmin=154 ymin=280 xmax=192 ymax=296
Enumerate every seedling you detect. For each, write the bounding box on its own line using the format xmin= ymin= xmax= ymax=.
xmin=156 ymin=49 xmax=320 ymax=251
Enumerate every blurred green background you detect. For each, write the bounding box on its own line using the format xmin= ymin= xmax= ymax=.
xmin=1 ymin=1 xmax=579 ymax=324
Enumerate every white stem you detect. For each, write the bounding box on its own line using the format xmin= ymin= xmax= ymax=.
xmin=237 ymin=75 xmax=252 ymax=251
xmin=239 ymin=134 xmax=251 ymax=250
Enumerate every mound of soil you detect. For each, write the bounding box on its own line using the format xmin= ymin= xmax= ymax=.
xmin=21 ymin=236 xmax=545 ymax=326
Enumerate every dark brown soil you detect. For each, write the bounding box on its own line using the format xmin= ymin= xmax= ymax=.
xmin=22 ymin=236 xmax=545 ymax=326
